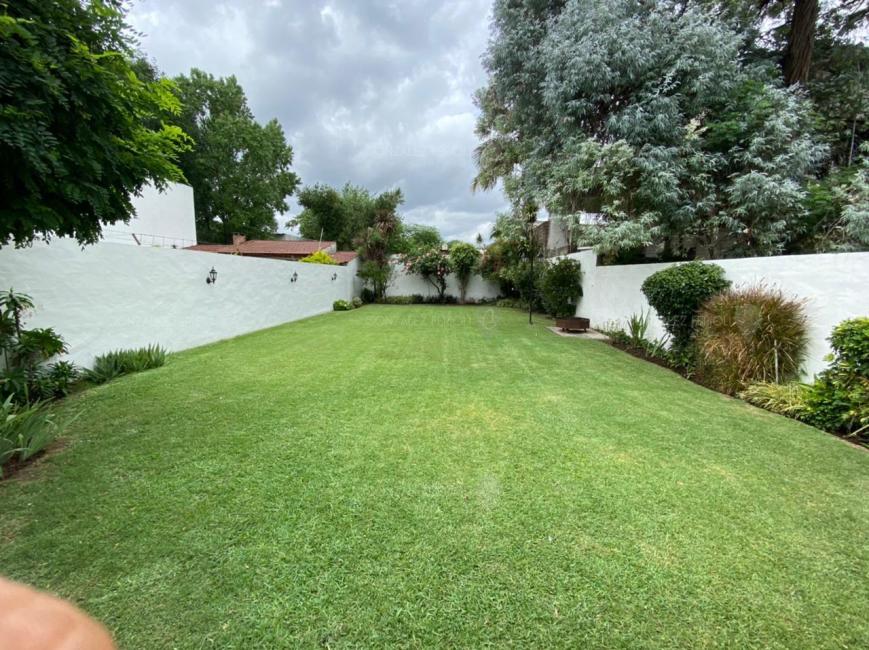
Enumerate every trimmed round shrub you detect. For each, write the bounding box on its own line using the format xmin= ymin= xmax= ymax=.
xmin=641 ymin=262 xmax=730 ymax=350
xmin=695 ymin=285 xmax=808 ymax=394
xmin=351 ymin=297 xmax=363 ymax=309
xmin=332 ymin=299 xmax=352 ymax=311
xmin=540 ymin=258 xmax=583 ymax=318
xmin=804 ymin=317 xmax=869 ymax=438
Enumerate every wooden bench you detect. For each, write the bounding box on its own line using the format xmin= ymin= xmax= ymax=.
xmin=555 ymin=317 xmax=590 ymax=333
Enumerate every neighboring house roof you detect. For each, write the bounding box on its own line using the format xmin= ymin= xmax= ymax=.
xmin=187 ymin=239 xmax=334 ymax=255
xmin=331 ymin=251 xmax=358 ymax=264
xmin=186 ymin=236 xmax=357 ymax=265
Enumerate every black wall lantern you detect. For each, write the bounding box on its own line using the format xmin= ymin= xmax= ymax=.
xmin=291 ymin=271 xmax=299 ymax=283
xmin=206 ymin=267 xmax=218 ymax=285
xmin=331 ymin=273 xmax=338 ymax=281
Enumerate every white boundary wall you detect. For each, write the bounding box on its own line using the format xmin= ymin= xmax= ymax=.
xmin=101 ymin=182 xmax=198 ymax=248
xmin=386 ymin=263 xmax=500 ymax=301
xmin=569 ymin=249 xmax=869 ymax=379
xmin=0 ymin=240 xmax=358 ymax=366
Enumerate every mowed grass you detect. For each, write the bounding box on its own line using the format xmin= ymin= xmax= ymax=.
xmin=1 ymin=306 xmax=867 ymax=648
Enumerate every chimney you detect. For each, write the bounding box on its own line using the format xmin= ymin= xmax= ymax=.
xmin=232 ymin=233 xmax=246 ymax=246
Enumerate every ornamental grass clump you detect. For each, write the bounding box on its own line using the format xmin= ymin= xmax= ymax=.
xmin=696 ymin=285 xmax=808 ymax=394
xmin=739 ymin=381 xmax=811 ymax=418
xmin=87 ymin=345 xmax=167 ymax=384
xmin=0 ymin=396 xmax=60 ymax=478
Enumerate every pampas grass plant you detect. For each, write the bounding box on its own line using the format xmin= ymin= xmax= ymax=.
xmin=696 ymin=285 xmax=808 ymax=394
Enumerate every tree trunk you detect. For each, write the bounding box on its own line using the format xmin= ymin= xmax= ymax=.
xmin=782 ymin=0 xmax=819 ymax=86
xmin=528 ymin=249 xmax=534 ymax=325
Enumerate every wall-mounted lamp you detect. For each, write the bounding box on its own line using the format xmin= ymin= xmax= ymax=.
xmin=206 ymin=267 xmax=218 ymax=285
xmin=331 ymin=273 xmax=338 ymax=281
xmin=291 ymin=271 xmax=299 ymax=283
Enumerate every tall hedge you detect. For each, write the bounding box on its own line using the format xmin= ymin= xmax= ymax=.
xmin=641 ymin=262 xmax=730 ymax=349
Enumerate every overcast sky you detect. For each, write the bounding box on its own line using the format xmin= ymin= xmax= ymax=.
xmin=127 ymin=0 xmax=508 ymax=242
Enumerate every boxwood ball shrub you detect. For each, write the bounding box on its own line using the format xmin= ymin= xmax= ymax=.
xmin=804 ymin=317 xmax=869 ymax=439
xmin=351 ymin=297 xmax=363 ymax=309
xmin=332 ymin=299 xmax=352 ymax=311
xmin=641 ymin=262 xmax=730 ymax=350
xmin=540 ymin=258 xmax=582 ymax=318
xmin=695 ymin=286 xmax=808 ymax=394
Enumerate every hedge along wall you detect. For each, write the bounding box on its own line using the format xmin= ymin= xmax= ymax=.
xmin=386 ymin=261 xmax=501 ymax=301
xmin=0 ymin=239 xmax=360 ymax=367
xmin=569 ymin=249 xmax=869 ymax=379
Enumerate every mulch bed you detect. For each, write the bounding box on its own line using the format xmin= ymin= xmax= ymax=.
xmin=607 ymin=338 xmax=686 ymax=375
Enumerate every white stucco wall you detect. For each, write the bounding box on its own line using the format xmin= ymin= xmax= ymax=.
xmin=570 ymin=250 xmax=869 ymax=379
xmin=0 ymin=239 xmax=357 ymax=366
xmin=101 ymin=182 xmax=197 ymax=248
xmin=385 ymin=263 xmax=501 ymax=301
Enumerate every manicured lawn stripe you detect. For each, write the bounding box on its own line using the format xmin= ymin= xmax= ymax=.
xmin=1 ymin=306 xmax=866 ymax=648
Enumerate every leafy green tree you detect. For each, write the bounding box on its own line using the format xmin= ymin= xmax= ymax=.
xmin=397 ymin=224 xmax=443 ymax=255
xmin=355 ymin=190 xmax=404 ymax=299
xmin=404 ymin=249 xmax=452 ymax=302
xmin=540 ymin=258 xmax=583 ymax=318
xmin=448 ymin=242 xmax=481 ymax=303
xmin=291 ymin=183 xmax=410 ymax=250
xmin=796 ymin=144 xmax=869 ymax=252
xmin=489 ymin=209 xmax=545 ymax=322
xmin=0 ymin=0 xmax=191 ymax=248
xmin=474 ymin=0 xmax=828 ymax=258
xmin=294 ymin=184 xmax=349 ymax=247
xmin=171 ymin=69 xmax=299 ymax=243
xmin=691 ymin=0 xmax=868 ymax=169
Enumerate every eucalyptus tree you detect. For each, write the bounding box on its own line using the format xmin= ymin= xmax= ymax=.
xmin=474 ymin=0 xmax=828 ymax=258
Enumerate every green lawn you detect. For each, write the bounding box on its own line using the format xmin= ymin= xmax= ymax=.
xmin=1 ymin=306 xmax=867 ymax=648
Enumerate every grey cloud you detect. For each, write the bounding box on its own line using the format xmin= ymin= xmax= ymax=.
xmin=128 ymin=0 xmax=508 ymax=240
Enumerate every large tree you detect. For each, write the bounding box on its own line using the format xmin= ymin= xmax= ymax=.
xmin=354 ymin=189 xmax=405 ymax=299
xmin=474 ymin=0 xmax=828 ymax=258
xmin=291 ymin=183 xmax=400 ymax=249
xmin=0 ymin=0 xmax=190 ymax=248
xmin=171 ymin=69 xmax=299 ymax=243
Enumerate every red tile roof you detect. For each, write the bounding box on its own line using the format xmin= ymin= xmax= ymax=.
xmin=187 ymin=239 xmax=333 ymax=255
xmin=186 ymin=239 xmax=358 ymax=264
xmin=331 ymin=251 xmax=358 ymax=264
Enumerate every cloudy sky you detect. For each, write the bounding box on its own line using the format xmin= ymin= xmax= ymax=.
xmin=127 ymin=0 xmax=508 ymax=242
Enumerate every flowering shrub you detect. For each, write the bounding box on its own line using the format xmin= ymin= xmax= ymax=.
xmin=404 ymin=248 xmax=452 ymax=302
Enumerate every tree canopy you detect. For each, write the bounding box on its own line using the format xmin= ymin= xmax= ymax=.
xmin=474 ymin=0 xmax=868 ymax=258
xmin=170 ymin=69 xmax=299 ymax=244
xmin=0 ymin=0 xmax=190 ymax=248
xmin=353 ymin=189 xmax=405 ymax=299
